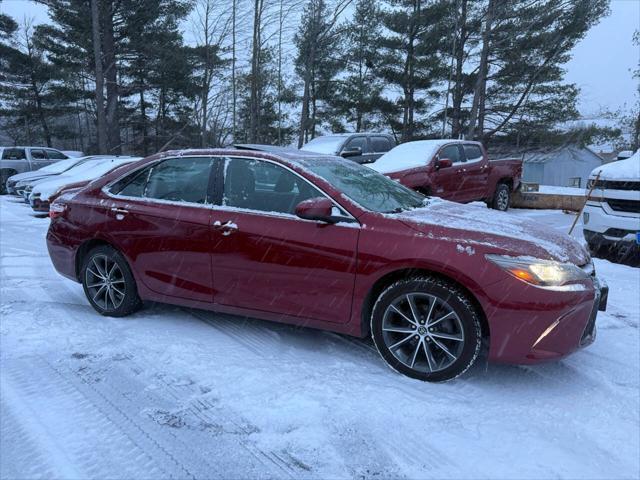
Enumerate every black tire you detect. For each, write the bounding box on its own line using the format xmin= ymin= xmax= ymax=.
xmin=489 ymin=183 xmax=510 ymax=211
xmin=81 ymin=245 xmax=142 ymax=317
xmin=371 ymin=276 xmax=482 ymax=382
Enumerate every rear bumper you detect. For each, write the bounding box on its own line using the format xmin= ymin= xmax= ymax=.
xmin=484 ymin=275 xmax=607 ymax=364
xmin=46 ymin=223 xmax=80 ymax=282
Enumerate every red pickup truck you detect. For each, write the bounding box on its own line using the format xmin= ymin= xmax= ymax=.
xmin=369 ymin=139 xmax=522 ymax=210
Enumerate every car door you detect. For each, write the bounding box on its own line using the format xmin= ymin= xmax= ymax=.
xmin=103 ymin=156 xmax=217 ymax=303
xmin=460 ymin=143 xmax=489 ymax=202
xmin=210 ymin=156 xmax=359 ymax=325
xmin=430 ymin=144 xmax=467 ymax=201
xmin=29 ymin=148 xmax=51 ymax=170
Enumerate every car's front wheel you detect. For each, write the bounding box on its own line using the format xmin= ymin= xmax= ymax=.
xmin=371 ymin=277 xmax=482 ymax=382
xmin=81 ymin=245 xmax=142 ymax=317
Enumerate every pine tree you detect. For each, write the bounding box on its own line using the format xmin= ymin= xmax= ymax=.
xmin=294 ymin=0 xmax=345 ymax=146
xmin=377 ymin=0 xmax=449 ymax=141
xmin=330 ymin=0 xmax=385 ymax=132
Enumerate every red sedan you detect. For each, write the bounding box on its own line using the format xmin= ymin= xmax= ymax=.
xmin=46 ymin=149 xmax=608 ymax=382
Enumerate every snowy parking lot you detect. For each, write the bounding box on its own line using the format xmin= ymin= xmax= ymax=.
xmin=1 ymin=195 xmax=638 ymax=479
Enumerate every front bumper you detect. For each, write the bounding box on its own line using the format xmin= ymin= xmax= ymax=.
xmin=484 ymin=274 xmax=607 ymax=364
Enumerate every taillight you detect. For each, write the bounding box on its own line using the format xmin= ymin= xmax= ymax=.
xmin=49 ymin=202 xmax=67 ymax=219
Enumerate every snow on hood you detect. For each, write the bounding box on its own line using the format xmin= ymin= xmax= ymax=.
xmin=590 ymin=151 xmax=639 ymax=181
xmin=368 ymin=140 xmax=452 ymax=174
xmin=392 ymin=199 xmax=589 ymax=265
xmin=33 ymin=157 xmax=140 ymax=200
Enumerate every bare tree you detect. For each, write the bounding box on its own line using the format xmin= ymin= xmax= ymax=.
xmin=90 ymin=0 xmax=107 ymax=153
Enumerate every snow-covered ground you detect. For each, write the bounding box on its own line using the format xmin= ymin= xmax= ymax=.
xmin=1 ymin=195 xmax=639 ymax=479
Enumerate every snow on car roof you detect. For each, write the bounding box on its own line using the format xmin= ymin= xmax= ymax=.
xmin=368 ymin=140 xmax=459 ymax=174
xmin=590 ymin=150 xmax=639 ymax=181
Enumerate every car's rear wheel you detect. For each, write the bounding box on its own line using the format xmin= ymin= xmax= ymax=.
xmin=81 ymin=245 xmax=142 ymax=317
xmin=490 ymin=183 xmax=510 ymax=211
xmin=371 ymin=277 xmax=482 ymax=382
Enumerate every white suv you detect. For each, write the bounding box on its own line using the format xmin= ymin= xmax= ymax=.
xmin=583 ymin=151 xmax=640 ymax=257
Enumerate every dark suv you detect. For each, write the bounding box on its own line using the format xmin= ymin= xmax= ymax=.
xmin=300 ymin=133 xmax=396 ymax=164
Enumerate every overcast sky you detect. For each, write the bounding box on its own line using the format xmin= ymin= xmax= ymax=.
xmin=2 ymin=0 xmax=638 ymax=117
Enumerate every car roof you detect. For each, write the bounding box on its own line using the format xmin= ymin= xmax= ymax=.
xmin=0 ymin=146 xmax=63 ymax=149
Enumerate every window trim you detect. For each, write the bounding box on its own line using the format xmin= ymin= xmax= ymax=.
xmin=219 ymin=156 xmax=359 ymax=224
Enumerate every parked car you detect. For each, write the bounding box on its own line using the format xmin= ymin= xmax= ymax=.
xmin=369 ymin=139 xmax=522 ymax=211
xmin=29 ymin=156 xmax=140 ymax=213
xmin=301 ymin=133 xmax=396 ymax=164
xmin=583 ymin=150 xmax=639 ymax=258
xmin=0 ymin=146 xmax=70 ymax=193
xmin=46 ymin=149 xmax=606 ymax=382
xmin=6 ymin=155 xmax=112 ymax=195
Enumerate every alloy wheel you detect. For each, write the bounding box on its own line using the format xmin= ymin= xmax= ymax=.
xmin=85 ymin=254 xmax=126 ymax=312
xmin=497 ymin=189 xmax=509 ymax=210
xmin=381 ymin=293 xmax=465 ymax=373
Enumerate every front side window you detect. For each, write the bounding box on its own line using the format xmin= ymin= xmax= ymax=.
xmin=110 ymin=157 xmax=214 ymax=204
xmin=1 ymin=148 xmax=26 ymax=160
xmin=343 ymin=136 xmax=368 ymax=153
xmin=223 ymin=157 xmax=326 ymax=215
xmin=30 ymin=149 xmax=47 ymax=159
xmin=371 ymin=136 xmax=392 ymax=153
xmin=439 ymin=145 xmax=463 ymax=163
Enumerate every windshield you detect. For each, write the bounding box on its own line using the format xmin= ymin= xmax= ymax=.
xmin=300 ymin=136 xmax=345 ymax=155
xmin=303 ymin=158 xmax=425 ymax=213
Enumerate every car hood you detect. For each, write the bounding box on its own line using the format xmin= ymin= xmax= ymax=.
xmin=392 ymin=199 xmax=589 ymax=265
xmin=10 ymin=171 xmax=50 ymax=183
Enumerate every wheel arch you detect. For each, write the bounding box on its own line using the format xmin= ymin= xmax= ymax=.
xmin=75 ymin=238 xmax=119 ymax=280
xmin=360 ymin=267 xmax=490 ymax=343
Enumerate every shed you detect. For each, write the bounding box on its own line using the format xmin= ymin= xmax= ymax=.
xmin=521 ymin=146 xmax=604 ymax=188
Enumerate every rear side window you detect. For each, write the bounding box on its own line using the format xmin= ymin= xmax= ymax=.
xmin=439 ymin=145 xmax=463 ymax=163
xmin=110 ymin=157 xmax=214 ymax=204
xmin=45 ymin=149 xmax=68 ymax=160
xmin=463 ymin=145 xmax=483 ymax=162
xmin=30 ymin=149 xmax=47 ymax=159
xmin=371 ymin=136 xmax=392 ymax=153
xmin=1 ymin=148 xmax=26 ymax=160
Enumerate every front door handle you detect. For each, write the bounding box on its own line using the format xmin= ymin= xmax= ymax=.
xmin=110 ymin=207 xmax=128 ymax=220
xmin=213 ymin=220 xmax=239 ymax=236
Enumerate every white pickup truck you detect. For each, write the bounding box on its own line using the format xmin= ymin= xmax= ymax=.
xmin=0 ymin=146 xmax=71 ymax=194
xmin=583 ymin=150 xmax=640 ymax=258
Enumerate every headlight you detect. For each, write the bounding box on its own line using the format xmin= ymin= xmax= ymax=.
xmin=486 ymin=254 xmax=590 ymax=291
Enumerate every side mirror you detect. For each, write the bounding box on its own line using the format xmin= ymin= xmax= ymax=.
xmin=295 ymin=197 xmax=338 ymax=223
xmin=341 ymin=147 xmax=362 ymax=158
xmin=436 ymin=158 xmax=452 ymax=170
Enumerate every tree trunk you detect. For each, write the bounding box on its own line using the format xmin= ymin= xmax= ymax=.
xmin=298 ymin=71 xmax=311 ymax=148
xmin=90 ymin=0 xmax=107 ymax=154
xmin=451 ymin=0 xmax=467 ymax=139
xmin=102 ymin=1 xmax=121 ymax=153
xmin=232 ymin=0 xmax=237 ymax=142
xmin=467 ymin=0 xmax=494 ymax=140
xmin=139 ymin=82 xmax=148 ymax=156
xmin=249 ymin=0 xmax=262 ymax=143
